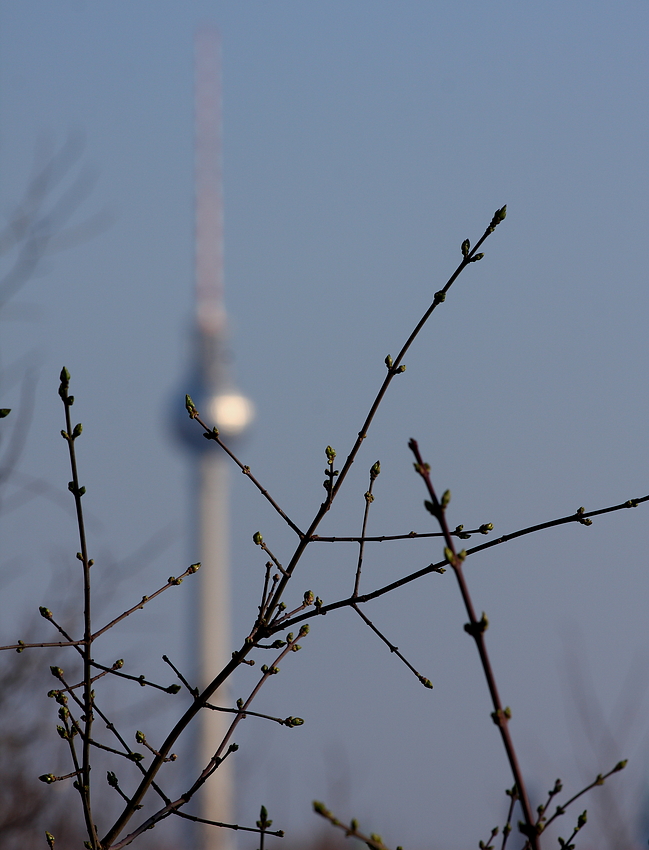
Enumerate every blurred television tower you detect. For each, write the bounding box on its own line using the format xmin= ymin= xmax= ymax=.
xmin=174 ymin=26 xmax=254 ymax=850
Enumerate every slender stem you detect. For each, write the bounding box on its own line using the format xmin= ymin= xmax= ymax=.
xmin=353 ymin=465 xmax=379 ymax=597
xmin=91 ymin=563 xmax=200 ymax=640
xmin=60 ymin=372 xmax=99 ymax=849
xmin=352 ymin=603 xmax=432 ymax=687
xmin=408 ymin=439 xmax=538 ymax=848
xmin=194 ymin=419 xmax=304 ymax=538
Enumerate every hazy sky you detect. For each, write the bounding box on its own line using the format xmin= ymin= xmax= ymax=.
xmin=1 ymin=3 xmax=649 ymax=849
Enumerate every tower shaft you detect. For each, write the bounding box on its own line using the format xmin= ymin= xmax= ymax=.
xmin=193 ymin=26 xmax=235 ymax=850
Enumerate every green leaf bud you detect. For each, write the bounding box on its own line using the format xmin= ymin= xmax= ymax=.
xmin=479 ymin=523 xmax=493 ymax=534
xmin=303 ymin=590 xmax=315 ymax=605
xmin=370 ymin=460 xmax=381 ymax=478
xmin=469 ymin=253 xmax=485 ymax=262
xmin=419 ymin=676 xmax=433 ymax=689
xmin=384 ymin=354 xmax=393 ymax=369
xmin=443 ymin=546 xmax=454 ymax=563
xmin=461 ymin=239 xmax=470 ymax=257
xmin=39 ymin=607 xmax=53 ymax=619
xmin=185 ymin=394 xmax=198 ymax=418
xmin=252 ymin=531 xmax=263 ymax=546
xmin=39 ymin=774 xmax=56 ymax=784
xmin=441 ymin=490 xmax=451 ymax=508
xmin=433 ymin=290 xmax=446 ymax=303
xmin=0 ymin=409 xmax=12 ymax=418
xmin=72 ymin=423 xmax=82 ymax=439
xmin=45 ymin=832 xmax=55 ymax=849
xmin=135 ymin=731 xmax=146 ymax=744
xmin=50 ymin=666 xmax=64 ymax=680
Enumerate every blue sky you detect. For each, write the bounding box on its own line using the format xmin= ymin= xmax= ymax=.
xmin=1 ymin=2 xmax=649 ymax=848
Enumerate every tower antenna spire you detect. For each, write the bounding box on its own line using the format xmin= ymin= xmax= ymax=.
xmin=195 ymin=25 xmax=225 ymax=336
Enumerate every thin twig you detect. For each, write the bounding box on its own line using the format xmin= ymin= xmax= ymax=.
xmin=311 ymin=526 xmax=492 ymax=543
xmin=59 ymin=368 xmax=99 ymax=849
xmin=172 ymin=808 xmax=284 ymax=838
xmin=190 ymin=413 xmax=304 ymax=539
xmin=352 ymin=603 xmax=433 ymax=689
xmin=353 ymin=461 xmax=380 ymax=597
xmin=91 ymin=563 xmax=201 ymax=640
xmin=162 ymin=654 xmax=198 ymax=697
xmin=312 ymin=801 xmax=394 ymax=850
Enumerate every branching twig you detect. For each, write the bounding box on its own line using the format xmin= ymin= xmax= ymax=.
xmin=538 ymin=760 xmax=627 ymax=835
